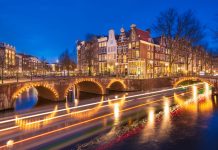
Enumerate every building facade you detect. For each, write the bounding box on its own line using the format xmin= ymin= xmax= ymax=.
xmin=76 ymin=24 xmax=213 ymax=78
xmin=117 ymin=27 xmax=128 ymax=77
xmin=98 ymin=37 xmax=108 ymax=75
xmin=0 ymin=43 xmax=16 ymax=75
xmin=107 ymin=29 xmax=117 ymax=75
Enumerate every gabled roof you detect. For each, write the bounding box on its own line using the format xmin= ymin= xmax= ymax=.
xmin=135 ymin=28 xmax=151 ymax=42
xmin=153 ymin=37 xmax=161 ymax=45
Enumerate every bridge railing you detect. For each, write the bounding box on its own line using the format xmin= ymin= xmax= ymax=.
xmin=0 ymin=71 xmax=216 ymax=85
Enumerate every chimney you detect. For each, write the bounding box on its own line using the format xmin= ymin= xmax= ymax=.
xmin=146 ymin=28 xmax=151 ymax=34
xmin=130 ymin=24 xmax=136 ymax=29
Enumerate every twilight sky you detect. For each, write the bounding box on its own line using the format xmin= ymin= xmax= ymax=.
xmin=0 ymin=0 xmax=217 ymax=62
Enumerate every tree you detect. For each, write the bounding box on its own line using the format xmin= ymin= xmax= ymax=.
xmin=41 ymin=57 xmax=47 ymax=77
xmin=59 ymin=49 xmax=76 ymax=76
xmin=153 ymin=8 xmax=204 ymax=75
xmin=84 ymin=34 xmax=98 ymax=76
xmin=0 ymin=50 xmax=5 ymax=83
xmin=153 ymin=8 xmax=180 ymax=75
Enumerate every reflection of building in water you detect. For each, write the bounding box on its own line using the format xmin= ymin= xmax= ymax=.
xmin=66 ymin=96 xmax=104 ymax=119
xmin=15 ymin=87 xmax=38 ymax=111
xmin=113 ymin=103 xmax=120 ymax=125
xmin=140 ymin=107 xmax=155 ymax=143
xmin=157 ymin=99 xmax=172 ymax=140
xmin=15 ymin=105 xmax=58 ymax=130
xmin=192 ymin=85 xmax=198 ymax=101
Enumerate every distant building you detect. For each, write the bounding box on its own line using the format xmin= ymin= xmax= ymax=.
xmin=107 ymin=29 xmax=118 ymax=75
xmin=98 ymin=37 xmax=108 ymax=75
xmin=117 ymin=27 xmax=128 ymax=76
xmin=76 ymin=24 xmax=213 ymax=78
xmin=0 ymin=43 xmax=16 ymax=74
xmin=127 ymin=24 xmax=152 ymax=78
xmin=16 ymin=53 xmax=42 ymax=75
xmin=213 ymin=56 xmax=218 ymax=75
xmin=15 ymin=54 xmax=23 ymax=73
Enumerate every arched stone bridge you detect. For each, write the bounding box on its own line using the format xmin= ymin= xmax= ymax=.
xmin=0 ymin=76 xmax=181 ymax=110
xmin=0 ymin=77 xmax=143 ymax=110
xmin=173 ymin=76 xmax=218 ymax=88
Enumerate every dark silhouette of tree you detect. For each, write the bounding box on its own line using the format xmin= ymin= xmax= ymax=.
xmin=41 ymin=57 xmax=47 ymax=77
xmin=84 ymin=34 xmax=98 ymax=76
xmin=59 ymin=49 xmax=76 ymax=76
xmin=0 ymin=50 xmax=5 ymax=83
xmin=153 ymin=8 xmax=205 ymax=75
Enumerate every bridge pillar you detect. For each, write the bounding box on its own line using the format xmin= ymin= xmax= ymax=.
xmin=72 ymin=85 xmax=80 ymax=100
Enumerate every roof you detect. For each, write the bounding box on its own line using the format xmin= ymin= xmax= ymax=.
xmin=153 ymin=37 xmax=161 ymax=45
xmin=135 ymin=28 xmax=151 ymax=42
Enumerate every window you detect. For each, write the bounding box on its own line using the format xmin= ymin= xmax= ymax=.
xmin=136 ymin=50 xmax=139 ymax=58
xmin=136 ymin=42 xmax=139 ymax=47
xmin=123 ymin=55 xmax=127 ymax=63
xmin=129 ymin=43 xmax=131 ymax=49
xmin=132 ymin=42 xmax=136 ymax=48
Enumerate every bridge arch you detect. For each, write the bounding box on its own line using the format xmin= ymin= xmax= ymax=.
xmin=64 ymin=78 xmax=105 ymax=98
xmin=106 ymin=79 xmax=127 ymax=91
xmin=12 ymin=82 xmax=59 ymax=101
xmin=173 ymin=77 xmax=214 ymax=88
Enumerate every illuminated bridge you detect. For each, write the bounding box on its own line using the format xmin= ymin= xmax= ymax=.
xmin=172 ymin=76 xmax=218 ymax=96
xmin=0 ymin=77 xmax=171 ymax=110
xmin=1 ymin=76 xmax=217 ymax=111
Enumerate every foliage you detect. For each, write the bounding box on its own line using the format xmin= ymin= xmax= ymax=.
xmin=153 ymin=8 xmax=205 ymax=75
xmin=59 ymin=49 xmax=76 ymax=75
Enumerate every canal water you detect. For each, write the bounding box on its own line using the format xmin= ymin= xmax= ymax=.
xmin=13 ymin=86 xmax=182 ymax=112
xmin=14 ymin=84 xmax=218 ymax=150
xmin=73 ymin=86 xmax=218 ymax=150
xmin=14 ymin=87 xmax=122 ymax=112
xmin=14 ymin=88 xmax=38 ymax=111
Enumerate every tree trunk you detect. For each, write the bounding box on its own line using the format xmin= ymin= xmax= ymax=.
xmin=1 ymin=67 xmax=3 ymax=84
xmin=169 ymin=63 xmax=172 ymax=77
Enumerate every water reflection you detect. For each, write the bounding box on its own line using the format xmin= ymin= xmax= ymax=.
xmin=14 ymin=87 xmax=38 ymax=112
xmin=158 ymin=98 xmax=172 ymax=140
xmin=15 ymin=105 xmax=58 ymax=130
xmin=192 ymin=85 xmax=198 ymax=101
xmin=140 ymin=107 xmax=155 ymax=142
xmin=113 ymin=103 xmax=120 ymax=125
xmin=66 ymin=96 xmax=104 ymax=119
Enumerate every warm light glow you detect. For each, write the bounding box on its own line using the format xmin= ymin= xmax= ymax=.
xmin=192 ymin=85 xmax=198 ymax=100
xmin=204 ymin=82 xmax=210 ymax=96
xmin=0 ymin=84 xmax=200 ymax=132
xmin=6 ymin=140 xmax=14 ymax=149
xmin=147 ymin=108 xmax=155 ymax=127
xmin=113 ymin=103 xmax=120 ymax=125
xmin=0 ymin=92 xmax=191 ymax=149
xmin=15 ymin=106 xmax=58 ymax=130
xmin=74 ymin=99 xmax=79 ymax=107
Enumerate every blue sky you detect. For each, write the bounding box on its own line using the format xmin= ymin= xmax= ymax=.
xmin=0 ymin=0 xmax=217 ymax=62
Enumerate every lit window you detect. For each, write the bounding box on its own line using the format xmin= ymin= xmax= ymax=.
xmin=132 ymin=42 xmax=135 ymax=48
xmin=136 ymin=50 xmax=139 ymax=58
xmin=136 ymin=42 xmax=139 ymax=47
xmin=128 ymin=43 xmax=131 ymax=49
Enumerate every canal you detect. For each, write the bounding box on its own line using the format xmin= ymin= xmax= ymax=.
xmin=69 ymin=85 xmax=218 ymax=150
xmin=12 ymin=83 xmax=218 ymax=150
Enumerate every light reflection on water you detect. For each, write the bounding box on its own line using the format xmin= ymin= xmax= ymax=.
xmin=108 ymin=86 xmax=218 ymax=150
xmin=14 ymin=87 xmax=38 ymax=112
